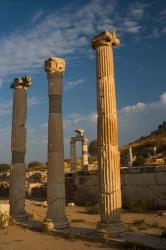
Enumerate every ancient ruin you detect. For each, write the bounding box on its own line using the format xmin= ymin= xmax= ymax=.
xmin=128 ymin=147 xmax=133 ymax=167
xmin=10 ymin=76 xmax=32 ymax=219
xmin=70 ymin=129 xmax=88 ymax=171
xmin=44 ymin=57 xmax=69 ymax=229
xmin=92 ymin=31 xmax=124 ymax=236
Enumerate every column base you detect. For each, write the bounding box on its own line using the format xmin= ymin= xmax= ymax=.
xmin=43 ymin=217 xmax=69 ymax=231
xmin=97 ymin=221 xmax=125 ymax=238
xmin=10 ymin=210 xmax=27 ymax=222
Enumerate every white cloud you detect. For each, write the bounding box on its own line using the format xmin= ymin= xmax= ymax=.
xmin=159 ymin=92 xmax=166 ymax=104
xmin=118 ymin=92 xmax=166 ymax=144
xmin=129 ymin=3 xmax=147 ymax=20
xmin=0 ymin=96 xmax=44 ymax=117
xmin=121 ymin=102 xmax=145 ymax=112
xmin=0 ymin=100 xmax=12 ymax=116
xmin=28 ymin=96 xmax=46 ymax=106
xmin=0 ymin=0 xmax=155 ymax=81
xmin=1 ymin=92 xmax=166 ymax=162
xmin=123 ymin=20 xmax=141 ymax=33
xmin=64 ymin=79 xmax=85 ymax=91
xmin=31 ymin=10 xmax=43 ymax=23
xmin=41 ymin=122 xmax=48 ymax=128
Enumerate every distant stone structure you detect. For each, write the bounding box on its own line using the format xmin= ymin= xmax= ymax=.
xmin=44 ymin=57 xmax=69 ymax=229
xmin=10 ymin=76 xmax=32 ymax=219
xmin=92 ymin=31 xmax=124 ymax=236
xmin=128 ymin=147 xmax=133 ymax=167
xmin=70 ymin=129 xmax=88 ymax=171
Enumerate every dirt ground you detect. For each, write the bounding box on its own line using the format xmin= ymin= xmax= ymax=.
xmin=26 ymin=200 xmax=166 ymax=236
xmin=0 ymin=200 xmax=166 ymax=250
xmin=0 ymin=226 xmax=115 ymax=250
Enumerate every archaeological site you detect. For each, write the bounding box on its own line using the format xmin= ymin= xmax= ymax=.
xmin=0 ymin=1 xmax=166 ymax=249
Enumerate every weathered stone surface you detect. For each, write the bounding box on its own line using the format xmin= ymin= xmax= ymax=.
xmin=9 ymin=163 xmax=26 ymax=218
xmin=64 ymin=167 xmax=166 ymax=210
xmin=44 ymin=57 xmax=65 ymax=73
xmin=11 ymin=127 xmax=26 ymax=152
xmin=10 ymin=76 xmax=31 ymax=219
xmin=124 ymin=173 xmax=156 ymax=186
xmin=44 ymin=57 xmax=68 ymax=229
xmin=92 ymin=31 xmax=124 ymax=236
xmin=12 ymin=152 xmax=25 ymax=164
xmin=48 ymin=74 xmax=63 ymax=96
xmin=49 ymin=95 xmax=62 ymax=113
xmin=70 ymin=142 xmax=76 ymax=171
xmin=70 ymin=129 xmax=89 ymax=171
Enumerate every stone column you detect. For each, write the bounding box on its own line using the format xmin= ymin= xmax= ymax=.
xmin=70 ymin=141 xmax=76 ymax=171
xmin=92 ymin=31 xmax=124 ymax=236
xmin=128 ymin=147 xmax=133 ymax=167
xmin=10 ymin=76 xmax=32 ymax=219
xmin=44 ymin=57 xmax=68 ymax=229
xmin=82 ymin=139 xmax=88 ymax=167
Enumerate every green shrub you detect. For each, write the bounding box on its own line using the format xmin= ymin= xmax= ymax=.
xmin=27 ymin=161 xmax=45 ymax=171
xmin=0 ymin=164 xmax=10 ymax=172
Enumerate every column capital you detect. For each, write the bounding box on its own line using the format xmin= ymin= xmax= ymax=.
xmin=44 ymin=57 xmax=65 ymax=73
xmin=11 ymin=76 xmax=32 ymax=89
xmin=92 ymin=31 xmax=120 ymax=49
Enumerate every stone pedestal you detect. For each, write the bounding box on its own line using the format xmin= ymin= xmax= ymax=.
xmin=44 ymin=57 xmax=69 ymax=229
xmin=92 ymin=31 xmax=125 ymax=237
xmin=70 ymin=142 xmax=76 ymax=171
xmin=10 ymin=76 xmax=32 ymax=220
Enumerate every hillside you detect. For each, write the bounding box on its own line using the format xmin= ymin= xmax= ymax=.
xmin=121 ymin=121 xmax=166 ymax=166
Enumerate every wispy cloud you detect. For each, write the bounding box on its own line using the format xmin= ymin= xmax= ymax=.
xmin=0 ymin=96 xmax=45 ymax=117
xmin=28 ymin=96 xmax=47 ymax=106
xmin=31 ymin=10 xmax=43 ymax=23
xmin=118 ymin=92 xmax=166 ymax=144
xmin=64 ymin=79 xmax=85 ymax=91
xmin=0 ymin=100 xmax=12 ymax=116
xmin=2 ymin=91 xmax=166 ymax=161
xmin=123 ymin=20 xmax=141 ymax=33
xmin=0 ymin=0 xmax=161 ymax=82
xmin=129 ymin=2 xmax=147 ymax=20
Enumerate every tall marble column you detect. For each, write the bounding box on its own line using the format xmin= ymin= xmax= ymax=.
xmin=44 ymin=57 xmax=68 ymax=229
xmin=70 ymin=141 xmax=76 ymax=171
xmin=82 ymin=139 xmax=88 ymax=167
xmin=10 ymin=76 xmax=32 ymax=219
xmin=92 ymin=31 xmax=124 ymax=236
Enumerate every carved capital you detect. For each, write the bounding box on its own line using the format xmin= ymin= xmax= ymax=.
xmin=11 ymin=76 xmax=32 ymax=89
xmin=44 ymin=57 xmax=65 ymax=73
xmin=92 ymin=31 xmax=120 ymax=49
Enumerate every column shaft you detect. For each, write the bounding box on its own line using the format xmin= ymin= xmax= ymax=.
xmin=10 ymin=76 xmax=31 ymax=219
xmin=92 ymin=31 xmax=124 ymax=236
xmin=70 ymin=142 xmax=76 ymax=171
xmin=45 ymin=57 xmax=68 ymax=229
xmin=82 ymin=139 xmax=88 ymax=167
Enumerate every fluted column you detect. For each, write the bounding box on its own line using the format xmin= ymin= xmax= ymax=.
xmin=92 ymin=31 xmax=124 ymax=236
xmin=44 ymin=57 xmax=68 ymax=229
xmin=10 ymin=76 xmax=32 ymax=219
xmin=82 ymin=139 xmax=88 ymax=167
xmin=70 ymin=141 xmax=76 ymax=171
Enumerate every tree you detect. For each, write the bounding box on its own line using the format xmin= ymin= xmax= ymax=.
xmin=27 ymin=161 xmax=44 ymax=171
xmin=0 ymin=163 xmax=10 ymax=172
xmin=88 ymin=139 xmax=97 ymax=157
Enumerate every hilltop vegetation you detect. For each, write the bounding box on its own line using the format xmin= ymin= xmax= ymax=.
xmin=121 ymin=121 xmax=166 ymax=166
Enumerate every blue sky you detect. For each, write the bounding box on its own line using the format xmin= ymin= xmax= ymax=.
xmin=0 ymin=0 xmax=165 ymax=163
